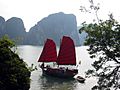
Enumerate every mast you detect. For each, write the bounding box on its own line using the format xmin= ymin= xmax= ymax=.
xmin=38 ymin=39 xmax=57 ymax=62
xmin=57 ymin=36 xmax=76 ymax=65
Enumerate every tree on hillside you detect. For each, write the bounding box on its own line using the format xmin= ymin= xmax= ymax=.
xmin=80 ymin=14 xmax=120 ymax=89
xmin=0 ymin=36 xmax=31 ymax=90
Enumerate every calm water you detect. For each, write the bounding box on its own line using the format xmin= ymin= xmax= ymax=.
xmin=17 ymin=45 xmax=97 ymax=90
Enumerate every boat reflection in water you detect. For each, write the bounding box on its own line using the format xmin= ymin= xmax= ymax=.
xmin=38 ymin=75 xmax=78 ymax=90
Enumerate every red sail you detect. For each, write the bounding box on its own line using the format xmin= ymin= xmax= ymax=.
xmin=57 ymin=36 xmax=76 ymax=65
xmin=38 ymin=39 xmax=57 ymax=62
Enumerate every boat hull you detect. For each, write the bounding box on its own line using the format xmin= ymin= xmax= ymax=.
xmin=75 ymin=76 xmax=85 ymax=83
xmin=42 ymin=67 xmax=78 ymax=79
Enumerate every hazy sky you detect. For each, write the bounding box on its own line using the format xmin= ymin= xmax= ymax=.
xmin=0 ymin=0 xmax=120 ymax=31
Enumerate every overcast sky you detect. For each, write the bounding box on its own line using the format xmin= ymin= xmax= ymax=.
xmin=0 ymin=0 xmax=120 ymax=31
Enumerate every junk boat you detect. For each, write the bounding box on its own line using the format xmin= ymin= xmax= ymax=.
xmin=38 ymin=36 xmax=78 ymax=79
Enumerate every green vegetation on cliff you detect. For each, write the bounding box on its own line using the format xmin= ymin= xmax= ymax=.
xmin=0 ymin=36 xmax=31 ymax=90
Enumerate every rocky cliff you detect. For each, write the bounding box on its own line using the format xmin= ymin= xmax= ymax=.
xmin=24 ymin=12 xmax=80 ymax=46
xmin=0 ymin=17 xmax=26 ymax=44
xmin=0 ymin=12 xmax=82 ymax=45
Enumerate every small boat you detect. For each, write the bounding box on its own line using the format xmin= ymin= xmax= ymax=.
xmin=75 ymin=76 xmax=85 ymax=83
xmin=38 ymin=36 xmax=78 ymax=79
